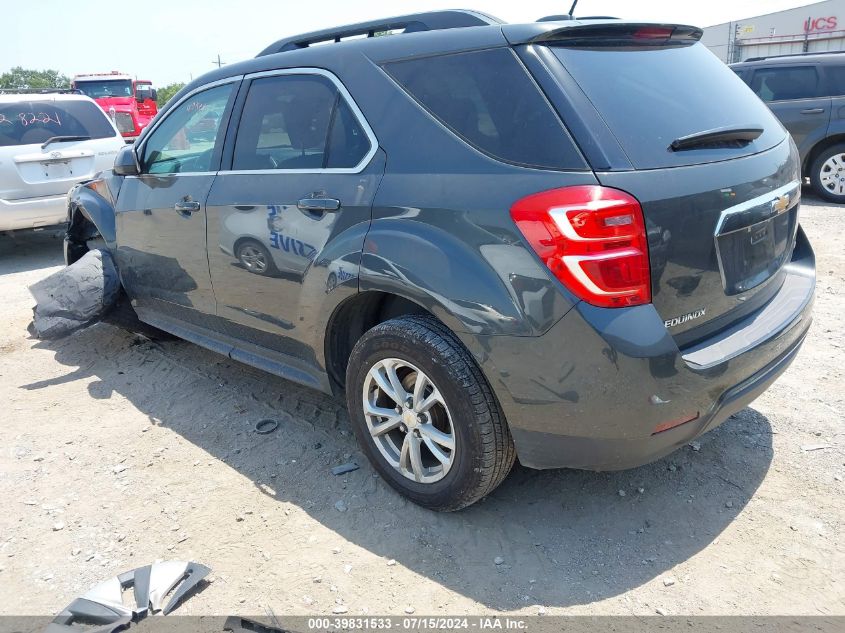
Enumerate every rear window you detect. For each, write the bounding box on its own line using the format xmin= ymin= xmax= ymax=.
xmin=550 ymin=43 xmax=785 ymax=169
xmin=384 ymin=48 xmax=586 ymax=170
xmin=0 ymin=99 xmax=115 ymax=147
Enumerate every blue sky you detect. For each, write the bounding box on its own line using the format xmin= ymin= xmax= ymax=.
xmin=2 ymin=0 xmax=822 ymax=86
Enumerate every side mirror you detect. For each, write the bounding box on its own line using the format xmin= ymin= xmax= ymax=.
xmin=114 ymin=145 xmax=140 ymax=176
xmin=151 ymin=88 xmax=158 ymax=102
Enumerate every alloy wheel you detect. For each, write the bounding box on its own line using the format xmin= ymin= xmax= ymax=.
xmin=239 ymin=245 xmax=268 ymax=273
xmin=361 ymin=358 xmax=456 ymax=483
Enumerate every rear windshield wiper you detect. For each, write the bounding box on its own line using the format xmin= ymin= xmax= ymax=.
xmin=669 ymin=125 xmax=763 ymax=151
xmin=41 ymin=135 xmax=90 ymax=150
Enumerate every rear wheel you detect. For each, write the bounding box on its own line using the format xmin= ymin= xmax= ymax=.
xmin=810 ymin=144 xmax=845 ymax=203
xmin=346 ymin=315 xmax=515 ymax=511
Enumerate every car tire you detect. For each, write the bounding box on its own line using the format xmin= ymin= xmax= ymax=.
xmin=810 ymin=144 xmax=845 ymax=203
xmin=326 ymin=272 xmax=338 ymax=291
xmin=346 ymin=314 xmax=515 ymax=511
xmin=235 ymin=240 xmax=277 ymax=276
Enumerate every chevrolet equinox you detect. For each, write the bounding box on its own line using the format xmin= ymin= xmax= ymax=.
xmin=65 ymin=11 xmax=816 ymax=510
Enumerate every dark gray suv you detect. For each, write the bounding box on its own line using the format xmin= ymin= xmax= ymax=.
xmin=65 ymin=11 xmax=815 ymax=510
xmin=732 ymin=52 xmax=845 ymax=203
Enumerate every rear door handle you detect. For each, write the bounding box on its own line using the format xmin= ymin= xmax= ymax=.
xmin=174 ymin=200 xmax=201 ymax=213
xmin=800 ymin=108 xmax=825 ymax=114
xmin=297 ymin=197 xmax=341 ymax=212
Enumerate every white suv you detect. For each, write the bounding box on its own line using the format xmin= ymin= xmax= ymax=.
xmin=0 ymin=91 xmax=125 ymax=231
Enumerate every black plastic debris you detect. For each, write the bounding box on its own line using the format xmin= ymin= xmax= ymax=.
xmin=224 ymin=616 xmax=293 ymax=633
xmin=331 ymin=463 xmax=359 ymax=476
xmin=255 ymin=419 xmax=280 ymax=435
xmin=46 ymin=560 xmax=210 ymax=633
xmin=29 ymin=249 xmax=119 ymax=339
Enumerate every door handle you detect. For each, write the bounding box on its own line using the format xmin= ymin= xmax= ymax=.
xmin=174 ymin=200 xmax=201 ymax=213
xmin=800 ymin=108 xmax=825 ymax=114
xmin=297 ymin=197 xmax=341 ymax=212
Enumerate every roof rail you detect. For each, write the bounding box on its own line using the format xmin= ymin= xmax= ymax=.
xmin=0 ymin=88 xmax=82 ymax=95
xmin=257 ymin=9 xmax=503 ymax=57
xmin=537 ymin=15 xmax=619 ymax=21
xmin=741 ymin=50 xmax=845 ymax=62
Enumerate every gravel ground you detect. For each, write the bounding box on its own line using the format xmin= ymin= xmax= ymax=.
xmin=0 ymin=193 xmax=842 ymax=617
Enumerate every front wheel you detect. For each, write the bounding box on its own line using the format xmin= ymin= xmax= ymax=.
xmin=810 ymin=144 xmax=845 ymax=203
xmin=346 ymin=315 xmax=515 ymax=511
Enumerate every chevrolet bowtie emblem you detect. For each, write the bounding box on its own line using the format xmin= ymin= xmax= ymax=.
xmin=772 ymin=193 xmax=790 ymax=214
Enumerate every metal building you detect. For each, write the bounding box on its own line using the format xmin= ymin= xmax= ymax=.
xmin=702 ymin=0 xmax=845 ymax=62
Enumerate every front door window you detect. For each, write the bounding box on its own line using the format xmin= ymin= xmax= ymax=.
xmin=141 ymin=83 xmax=233 ymax=174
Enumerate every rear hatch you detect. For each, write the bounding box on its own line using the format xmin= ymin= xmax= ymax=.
xmin=517 ymin=23 xmax=800 ymax=343
xmin=0 ymin=98 xmax=118 ymax=200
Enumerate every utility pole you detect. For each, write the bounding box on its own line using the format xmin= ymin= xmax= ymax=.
xmin=212 ymin=54 xmax=225 ymax=69
xmin=803 ymin=15 xmax=811 ymax=53
xmin=730 ymin=23 xmax=743 ymax=63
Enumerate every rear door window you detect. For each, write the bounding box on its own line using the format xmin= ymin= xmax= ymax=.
xmin=0 ymin=99 xmax=115 ymax=147
xmin=750 ymin=66 xmax=820 ymax=101
xmin=549 ymin=43 xmax=785 ymax=169
xmin=231 ymin=74 xmax=372 ymax=171
xmin=383 ymin=48 xmax=586 ymax=170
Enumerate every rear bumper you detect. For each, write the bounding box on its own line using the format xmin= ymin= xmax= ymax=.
xmin=465 ymin=227 xmax=815 ymax=471
xmin=0 ymin=194 xmax=67 ymax=231
xmin=507 ymin=324 xmax=807 ymax=470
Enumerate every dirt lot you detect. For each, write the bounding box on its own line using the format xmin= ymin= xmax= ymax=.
xmin=0 ymin=194 xmax=842 ymax=617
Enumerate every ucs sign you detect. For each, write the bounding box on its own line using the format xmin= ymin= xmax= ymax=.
xmin=805 ymin=15 xmax=838 ymax=33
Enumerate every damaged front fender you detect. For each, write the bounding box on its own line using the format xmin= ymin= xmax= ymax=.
xmin=65 ymin=176 xmax=120 ymax=265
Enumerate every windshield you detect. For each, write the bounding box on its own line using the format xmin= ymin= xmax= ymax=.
xmin=550 ymin=42 xmax=786 ymax=169
xmin=75 ymin=79 xmax=133 ymax=98
xmin=0 ymin=100 xmax=116 ymax=147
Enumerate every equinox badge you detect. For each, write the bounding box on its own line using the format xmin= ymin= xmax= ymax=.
xmin=665 ymin=308 xmax=706 ymax=328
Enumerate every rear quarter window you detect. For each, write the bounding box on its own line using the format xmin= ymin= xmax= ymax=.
xmin=383 ymin=48 xmax=586 ymax=170
xmin=824 ymin=65 xmax=845 ymax=96
xmin=0 ymin=99 xmax=115 ymax=147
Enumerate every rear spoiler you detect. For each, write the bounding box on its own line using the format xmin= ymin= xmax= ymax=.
xmin=503 ymin=21 xmax=703 ymax=47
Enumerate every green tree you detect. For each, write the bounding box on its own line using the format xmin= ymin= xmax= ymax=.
xmin=0 ymin=67 xmax=70 ymax=90
xmin=156 ymin=82 xmax=186 ymax=107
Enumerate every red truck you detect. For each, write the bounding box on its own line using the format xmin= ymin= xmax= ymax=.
xmin=71 ymin=71 xmax=158 ymax=142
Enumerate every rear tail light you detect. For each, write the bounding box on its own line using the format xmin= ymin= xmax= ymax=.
xmin=510 ymin=186 xmax=651 ymax=308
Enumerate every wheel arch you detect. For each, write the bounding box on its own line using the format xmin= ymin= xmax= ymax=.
xmin=66 ymin=184 xmax=117 ymax=264
xmin=232 ymin=235 xmax=265 ymax=254
xmin=804 ymin=134 xmax=845 ymax=176
xmin=324 ymin=290 xmax=436 ymax=395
